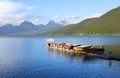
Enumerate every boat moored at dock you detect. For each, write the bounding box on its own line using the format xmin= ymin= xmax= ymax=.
xmin=73 ymin=45 xmax=92 ymax=51
xmin=46 ymin=38 xmax=105 ymax=54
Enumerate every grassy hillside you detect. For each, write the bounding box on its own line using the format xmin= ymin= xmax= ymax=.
xmin=40 ymin=6 xmax=120 ymax=35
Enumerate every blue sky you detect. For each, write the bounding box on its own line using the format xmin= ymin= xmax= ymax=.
xmin=0 ymin=0 xmax=120 ymax=25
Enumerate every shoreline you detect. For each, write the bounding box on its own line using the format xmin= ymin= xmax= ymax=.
xmin=104 ymin=45 xmax=120 ymax=55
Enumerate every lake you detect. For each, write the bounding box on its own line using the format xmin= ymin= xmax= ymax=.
xmin=0 ymin=36 xmax=120 ymax=78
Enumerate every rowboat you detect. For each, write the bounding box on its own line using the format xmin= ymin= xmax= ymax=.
xmin=73 ymin=45 xmax=92 ymax=51
xmin=83 ymin=46 xmax=105 ymax=52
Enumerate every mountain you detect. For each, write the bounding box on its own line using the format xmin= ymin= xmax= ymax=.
xmin=18 ymin=21 xmax=44 ymax=31
xmin=46 ymin=20 xmax=61 ymax=28
xmin=0 ymin=20 xmax=62 ymax=35
xmin=34 ymin=20 xmax=63 ymax=35
xmin=0 ymin=24 xmax=16 ymax=35
xmin=0 ymin=21 xmax=44 ymax=35
xmin=1 ymin=6 xmax=120 ymax=36
xmin=43 ymin=6 xmax=120 ymax=35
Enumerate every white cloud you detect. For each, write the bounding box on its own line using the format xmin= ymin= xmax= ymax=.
xmin=84 ymin=13 xmax=103 ymax=19
xmin=0 ymin=0 xmax=23 ymax=15
xmin=27 ymin=6 xmax=35 ymax=11
xmin=52 ymin=15 xmax=61 ymax=21
xmin=65 ymin=15 xmax=79 ymax=19
xmin=30 ymin=18 xmax=41 ymax=25
xmin=0 ymin=13 xmax=27 ymax=25
xmin=0 ymin=0 xmax=35 ymax=25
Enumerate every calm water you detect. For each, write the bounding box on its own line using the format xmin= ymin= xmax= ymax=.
xmin=0 ymin=36 xmax=120 ymax=78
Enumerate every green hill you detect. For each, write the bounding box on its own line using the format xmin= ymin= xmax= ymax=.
xmin=40 ymin=6 xmax=120 ymax=35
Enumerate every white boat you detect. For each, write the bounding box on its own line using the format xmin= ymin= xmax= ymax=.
xmin=46 ymin=38 xmax=55 ymax=43
xmin=79 ymin=45 xmax=92 ymax=48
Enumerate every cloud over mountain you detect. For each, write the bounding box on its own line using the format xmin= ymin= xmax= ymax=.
xmin=84 ymin=13 xmax=103 ymax=19
xmin=65 ymin=15 xmax=80 ymax=19
xmin=0 ymin=0 xmax=35 ymax=25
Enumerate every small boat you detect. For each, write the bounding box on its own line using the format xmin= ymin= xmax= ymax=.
xmin=83 ymin=46 xmax=105 ymax=53
xmin=63 ymin=44 xmax=73 ymax=50
xmin=46 ymin=38 xmax=55 ymax=43
xmin=48 ymin=43 xmax=56 ymax=48
xmin=56 ymin=43 xmax=66 ymax=48
xmin=73 ymin=45 xmax=92 ymax=51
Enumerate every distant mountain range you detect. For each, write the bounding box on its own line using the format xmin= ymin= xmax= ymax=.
xmin=41 ymin=6 xmax=120 ymax=35
xmin=0 ymin=20 xmax=63 ymax=35
xmin=0 ymin=6 xmax=120 ymax=36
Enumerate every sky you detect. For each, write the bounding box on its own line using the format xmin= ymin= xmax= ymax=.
xmin=0 ymin=0 xmax=120 ymax=25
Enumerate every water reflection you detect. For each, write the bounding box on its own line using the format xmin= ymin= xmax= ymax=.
xmin=48 ymin=48 xmax=96 ymax=62
xmin=109 ymin=60 xmax=112 ymax=67
xmin=48 ymin=48 xmax=120 ymax=68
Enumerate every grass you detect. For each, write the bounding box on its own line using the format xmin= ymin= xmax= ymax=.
xmin=104 ymin=45 xmax=120 ymax=54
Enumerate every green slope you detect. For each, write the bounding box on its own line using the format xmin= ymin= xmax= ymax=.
xmin=41 ymin=6 xmax=120 ymax=35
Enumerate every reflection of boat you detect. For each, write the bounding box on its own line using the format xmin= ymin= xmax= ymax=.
xmin=48 ymin=48 xmax=96 ymax=61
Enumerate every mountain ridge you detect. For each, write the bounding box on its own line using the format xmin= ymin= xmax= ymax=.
xmin=0 ymin=20 xmax=63 ymax=35
xmin=42 ymin=6 xmax=120 ymax=35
